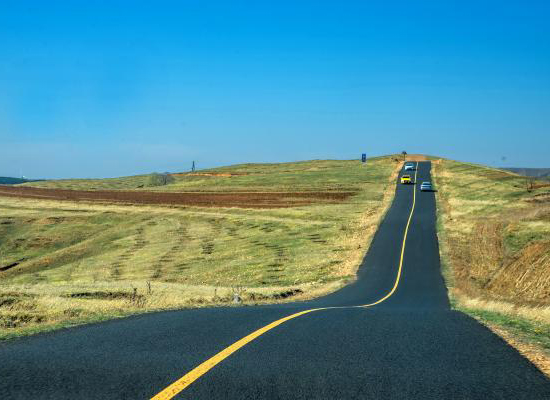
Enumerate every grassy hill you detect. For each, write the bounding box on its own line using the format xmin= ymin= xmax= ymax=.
xmin=22 ymin=159 xmax=389 ymax=192
xmin=6 ymin=156 xmax=548 ymax=366
xmin=433 ymin=159 xmax=550 ymax=366
xmin=0 ymin=157 xmax=399 ymax=339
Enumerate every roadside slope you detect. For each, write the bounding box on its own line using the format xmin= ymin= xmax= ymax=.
xmin=432 ymin=158 xmax=550 ymax=374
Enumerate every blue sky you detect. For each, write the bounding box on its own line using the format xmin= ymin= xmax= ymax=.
xmin=1 ymin=1 xmax=549 ymax=178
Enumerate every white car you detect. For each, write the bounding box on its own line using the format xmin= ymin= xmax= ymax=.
xmin=420 ymin=182 xmax=432 ymax=191
xmin=404 ymin=164 xmax=415 ymax=171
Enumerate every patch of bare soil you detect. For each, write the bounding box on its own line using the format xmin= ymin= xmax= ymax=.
xmin=404 ymin=154 xmax=429 ymax=161
xmin=0 ymin=185 xmax=354 ymax=209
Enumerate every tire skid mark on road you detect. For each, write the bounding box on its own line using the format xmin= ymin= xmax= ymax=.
xmin=151 ymin=163 xmax=419 ymax=400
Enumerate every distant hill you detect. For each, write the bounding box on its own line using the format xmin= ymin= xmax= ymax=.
xmin=504 ymin=168 xmax=550 ymax=180
xmin=0 ymin=177 xmax=43 ymax=185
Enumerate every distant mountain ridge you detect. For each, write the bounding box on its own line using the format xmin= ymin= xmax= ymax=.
xmin=504 ymin=168 xmax=550 ymax=179
xmin=0 ymin=177 xmax=43 ymax=185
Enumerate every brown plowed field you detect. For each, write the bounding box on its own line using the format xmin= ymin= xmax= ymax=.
xmin=0 ymin=185 xmax=354 ymax=208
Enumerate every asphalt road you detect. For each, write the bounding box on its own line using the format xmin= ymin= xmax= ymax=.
xmin=1 ymin=162 xmax=549 ymax=399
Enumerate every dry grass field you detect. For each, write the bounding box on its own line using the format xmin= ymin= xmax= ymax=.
xmin=0 ymin=157 xmax=399 ymax=339
xmin=432 ymin=158 xmax=550 ymax=373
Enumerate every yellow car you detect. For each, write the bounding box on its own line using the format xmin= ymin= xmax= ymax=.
xmin=401 ymin=175 xmax=412 ymax=184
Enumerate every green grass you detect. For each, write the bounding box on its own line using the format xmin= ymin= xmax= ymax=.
xmin=1 ymin=157 xmax=399 ymax=339
xmin=21 ymin=158 xmax=391 ymax=192
xmin=458 ymin=305 xmax=550 ymax=351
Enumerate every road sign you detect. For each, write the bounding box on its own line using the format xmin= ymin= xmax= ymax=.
xmin=361 ymin=153 xmax=367 ymax=163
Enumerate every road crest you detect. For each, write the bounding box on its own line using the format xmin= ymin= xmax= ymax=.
xmin=151 ymin=162 xmax=419 ymax=400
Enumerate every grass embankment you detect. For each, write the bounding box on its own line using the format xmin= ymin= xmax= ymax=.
xmin=432 ymin=159 xmax=550 ymax=374
xmin=22 ymin=159 xmax=391 ymax=192
xmin=0 ymin=157 xmax=399 ymax=339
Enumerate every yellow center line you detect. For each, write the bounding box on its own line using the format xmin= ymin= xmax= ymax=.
xmin=151 ymin=162 xmax=419 ymax=400
xmin=359 ymin=162 xmax=418 ymax=307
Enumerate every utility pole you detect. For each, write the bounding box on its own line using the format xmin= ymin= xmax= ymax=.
xmin=191 ymin=161 xmax=196 ymax=172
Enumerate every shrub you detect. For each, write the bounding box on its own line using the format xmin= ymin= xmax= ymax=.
xmin=148 ymin=173 xmax=175 ymax=187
